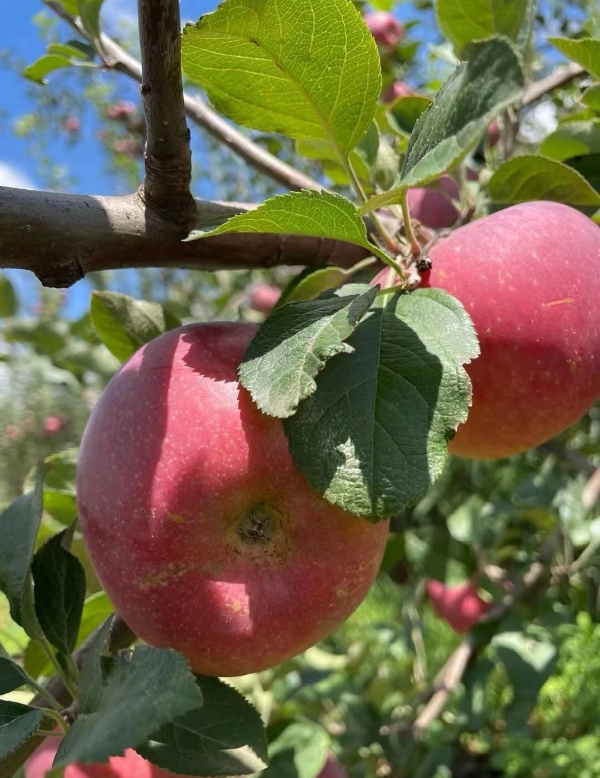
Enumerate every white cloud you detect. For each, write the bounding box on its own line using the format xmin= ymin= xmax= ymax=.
xmin=0 ymin=162 xmax=37 ymax=191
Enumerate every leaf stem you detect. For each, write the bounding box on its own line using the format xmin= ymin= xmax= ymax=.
xmin=26 ymin=680 xmax=66 ymax=713
xmin=39 ymin=638 xmax=79 ymax=702
xmin=39 ymin=708 xmax=69 ymax=734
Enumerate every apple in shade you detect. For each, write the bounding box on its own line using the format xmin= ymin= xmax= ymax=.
xmin=372 ymin=201 xmax=600 ymax=459
xmin=248 ymin=283 xmax=281 ymax=313
xmin=25 ymin=739 xmax=181 ymax=778
xmin=406 ymin=176 xmax=460 ymax=230
xmin=77 ymin=322 xmax=389 ymax=677
xmin=426 ymin=580 xmax=491 ymax=633
xmin=43 ymin=416 xmax=66 ymax=434
xmin=364 ymin=12 xmax=404 ymax=47
xmin=318 ymin=754 xmax=347 ymax=778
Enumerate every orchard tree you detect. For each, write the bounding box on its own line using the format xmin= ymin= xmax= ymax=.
xmin=1 ymin=1 xmax=600 ymax=777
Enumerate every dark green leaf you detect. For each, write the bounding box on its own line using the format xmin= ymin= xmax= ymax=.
xmin=436 ymin=0 xmax=530 ymax=57
xmin=240 ymin=287 xmax=377 ymax=418
xmin=137 ymin=676 xmax=268 ymax=776
xmin=55 ymin=645 xmax=202 ymax=765
xmin=360 ymin=37 xmax=524 ymax=211
xmin=488 ymin=155 xmax=600 ymax=206
xmin=0 ymin=701 xmax=44 ymax=760
xmin=284 ymin=287 xmax=479 ymax=520
xmin=0 ymin=468 xmax=44 ymax=628
xmin=31 ymin=530 xmax=86 ymax=655
xmin=78 ymin=616 xmax=114 ymax=716
xmin=389 ymin=95 xmax=432 ymax=135
xmin=90 ymin=291 xmax=181 ymax=363
xmin=181 ymin=0 xmax=381 ymax=158
xmin=0 ymin=657 xmax=36 ymax=696
xmin=565 ymin=154 xmax=600 ymax=192
xmin=0 ymin=274 xmax=17 ymax=317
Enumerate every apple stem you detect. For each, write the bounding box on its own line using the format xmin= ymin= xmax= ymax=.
xmin=400 ymin=191 xmax=422 ymax=258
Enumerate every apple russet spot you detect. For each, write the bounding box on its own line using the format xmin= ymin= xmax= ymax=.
xmin=77 ymin=322 xmax=389 ymax=676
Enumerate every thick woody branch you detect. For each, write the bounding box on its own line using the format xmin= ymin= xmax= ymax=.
xmin=43 ymin=0 xmax=322 ymax=193
xmin=0 ymin=186 xmax=369 ymax=287
xmin=136 ymin=0 xmax=194 ymax=220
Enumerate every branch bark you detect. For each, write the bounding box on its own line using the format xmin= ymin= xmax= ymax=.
xmin=0 ymin=186 xmax=369 ymax=287
xmin=136 ymin=0 xmax=194 ymax=221
xmin=43 ymin=0 xmax=322 ymax=193
xmin=522 ymin=61 xmax=586 ymax=106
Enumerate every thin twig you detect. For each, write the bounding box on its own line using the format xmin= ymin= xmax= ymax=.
xmin=43 ymin=0 xmax=322 ymax=193
xmin=136 ymin=0 xmax=194 ymax=221
xmin=522 ymin=62 xmax=586 ymax=106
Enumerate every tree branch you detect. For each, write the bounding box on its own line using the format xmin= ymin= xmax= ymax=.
xmin=522 ymin=61 xmax=586 ymax=106
xmin=136 ymin=0 xmax=194 ymax=221
xmin=0 ymin=186 xmax=369 ymax=287
xmin=43 ymin=0 xmax=322 ymax=193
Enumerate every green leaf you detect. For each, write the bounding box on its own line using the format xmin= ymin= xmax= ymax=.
xmin=90 ymin=291 xmax=181 ymax=363
xmin=266 ymin=721 xmax=329 ymax=778
xmin=492 ymin=629 xmax=558 ymax=730
xmin=47 ymin=42 xmax=92 ymax=60
xmin=278 ymin=267 xmax=352 ymax=306
xmin=240 ymin=287 xmax=377 ymax=418
xmin=360 ymin=37 xmax=524 ymax=212
xmin=137 ymin=676 xmax=268 ymax=777
xmin=181 ymin=0 xmax=381 ymax=157
xmin=0 ymin=274 xmax=17 ymax=317
xmin=0 ymin=702 xmax=44 ymax=760
xmin=187 ymin=191 xmax=389 ymax=262
xmin=54 ymin=0 xmax=79 ymax=13
xmin=78 ymin=616 xmax=114 ymax=716
xmin=79 ymin=0 xmax=105 ymax=42
xmin=549 ymin=37 xmax=600 ymax=81
xmin=582 ymin=85 xmax=600 ymax=111
xmin=0 ymin=656 xmax=36 ymax=696
xmin=284 ymin=287 xmax=479 ymax=520
xmin=389 ymin=95 xmax=433 ymax=136
xmin=31 ymin=530 xmax=86 ymax=655
xmin=436 ymin=0 xmax=529 ymax=57
xmin=23 ymin=55 xmax=74 ymax=84
xmin=55 ymin=645 xmax=202 ymax=766
xmin=0 ymin=468 xmax=44 ymax=628
xmin=566 ymin=154 xmax=600 ymax=192
xmin=539 ymin=120 xmax=600 ymax=161
xmin=488 ymin=155 xmax=600 ymax=206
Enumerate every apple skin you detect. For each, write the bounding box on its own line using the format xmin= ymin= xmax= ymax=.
xmin=25 ymin=739 xmax=180 ymax=778
xmin=373 ymin=201 xmax=600 ymax=459
xmin=426 ymin=580 xmax=491 ymax=633
xmin=248 ymin=284 xmax=281 ymax=313
xmin=406 ymin=176 xmax=460 ymax=229
xmin=364 ymin=12 xmax=404 ymax=47
xmin=318 ymin=754 xmax=347 ymax=778
xmin=77 ymin=322 xmax=389 ymax=676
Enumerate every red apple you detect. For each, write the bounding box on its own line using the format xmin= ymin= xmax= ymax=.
xmin=383 ymin=80 xmax=414 ymax=103
xmin=318 ymin=754 xmax=347 ymax=778
xmin=486 ymin=119 xmax=500 ymax=148
xmin=25 ymin=738 xmax=180 ymax=778
xmin=4 ymin=424 xmax=20 ymax=440
xmin=426 ymin=580 xmax=491 ymax=633
xmin=43 ymin=416 xmax=65 ymax=434
xmin=77 ymin=322 xmax=389 ymax=676
xmin=406 ymin=176 xmax=460 ymax=229
xmin=372 ymin=201 xmax=600 ymax=459
xmin=248 ymin=284 xmax=281 ymax=313
xmin=364 ymin=12 xmax=404 ymax=47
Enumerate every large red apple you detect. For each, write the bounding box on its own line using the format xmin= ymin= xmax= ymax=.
xmin=77 ymin=322 xmax=389 ymax=676
xmin=426 ymin=580 xmax=491 ymax=633
xmin=373 ymin=201 xmax=600 ymax=459
xmin=25 ymin=738 xmax=180 ymax=778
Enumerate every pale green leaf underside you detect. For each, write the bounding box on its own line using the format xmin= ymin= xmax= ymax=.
xmin=549 ymin=37 xmax=600 ymax=81
xmin=240 ymin=287 xmax=377 ymax=418
xmin=436 ymin=0 xmax=527 ymax=56
xmin=539 ymin=120 xmax=600 ymax=161
xmin=488 ymin=155 xmax=600 ymax=206
xmin=359 ymin=37 xmax=524 ymax=213
xmin=284 ymin=288 xmax=479 ymax=521
xmin=181 ymin=0 xmax=381 ymax=157
xmin=188 ymin=191 xmax=388 ymax=261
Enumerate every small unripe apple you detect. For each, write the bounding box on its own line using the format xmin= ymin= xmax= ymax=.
xmin=25 ymin=738 xmax=179 ymax=778
xmin=77 ymin=323 xmax=389 ymax=676
xmin=364 ymin=12 xmax=404 ymax=47
xmin=406 ymin=176 xmax=460 ymax=229
xmin=248 ymin=284 xmax=281 ymax=313
xmin=372 ymin=201 xmax=600 ymax=459
xmin=486 ymin=119 xmax=500 ymax=148
xmin=426 ymin=580 xmax=491 ymax=633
